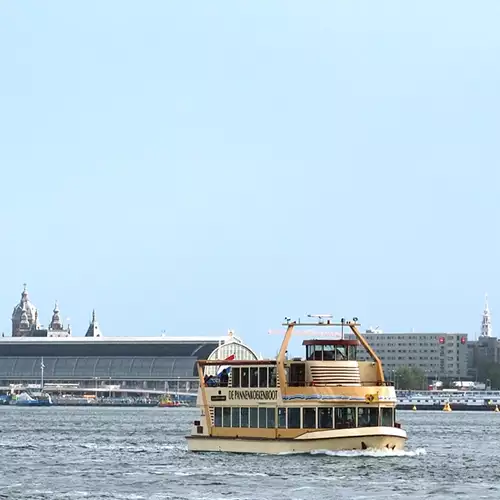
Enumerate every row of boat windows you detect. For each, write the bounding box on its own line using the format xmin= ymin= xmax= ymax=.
xmin=213 ymin=406 xmax=394 ymax=429
xmin=231 ymin=367 xmax=277 ymax=388
xmin=305 ymin=345 xmax=358 ymax=361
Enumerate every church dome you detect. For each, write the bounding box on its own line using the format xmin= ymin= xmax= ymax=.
xmin=12 ymin=284 xmax=39 ymax=334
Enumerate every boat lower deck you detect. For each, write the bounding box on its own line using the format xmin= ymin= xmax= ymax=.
xmin=187 ymin=426 xmax=407 ymax=454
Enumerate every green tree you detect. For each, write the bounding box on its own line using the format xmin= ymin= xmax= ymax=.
xmin=393 ymin=365 xmax=427 ymax=390
xmin=478 ymin=362 xmax=500 ymax=389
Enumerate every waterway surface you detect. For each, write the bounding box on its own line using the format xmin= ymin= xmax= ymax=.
xmin=0 ymin=407 xmax=497 ymax=499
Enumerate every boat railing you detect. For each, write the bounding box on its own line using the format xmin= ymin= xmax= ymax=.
xmin=287 ymin=380 xmax=394 ymax=387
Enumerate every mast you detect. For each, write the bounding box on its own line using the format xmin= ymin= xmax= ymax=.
xmin=277 ymin=314 xmax=385 ymax=384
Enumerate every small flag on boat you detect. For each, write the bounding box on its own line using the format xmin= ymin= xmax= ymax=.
xmin=217 ymin=354 xmax=235 ymax=375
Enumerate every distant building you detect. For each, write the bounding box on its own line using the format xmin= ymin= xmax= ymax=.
xmin=481 ymin=294 xmax=492 ymax=337
xmin=11 ymin=285 xmax=71 ymax=338
xmin=467 ymin=294 xmax=499 ymax=378
xmin=204 ymin=330 xmax=260 ymax=376
xmin=85 ymin=310 xmax=102 ymax=337
xmin=3 ymin=284 xmax=257 ymax=396
xmin=350 ymin=331 xmax=468 ymax=379
xmin=11 ymin=284 xmax=41 ymax=336
xmin=48 ymin=301 xmax=71 ymax=338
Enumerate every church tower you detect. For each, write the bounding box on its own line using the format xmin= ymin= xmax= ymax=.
xmin=85 ymin=310 xmax=103 ymax=337
xmin=11 ymin=284 xmax=40 ymax=336
xmin=48 ymin=301 xmax=71 ymax=338
xmin=481 ymin=293 xmax=492 ymax=338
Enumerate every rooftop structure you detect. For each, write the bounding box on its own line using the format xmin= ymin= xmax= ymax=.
xmin=11 ymin=285 xmax=70 ymax=338
xmin=481 ymin=294 xmax=492 ymax=338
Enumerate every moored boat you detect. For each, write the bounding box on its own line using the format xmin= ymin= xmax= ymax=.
xmin=186 ymin=315 xmax=407 ymax=454
xmin=13 ymin=391 xmax=53 ymax=406
xmin=158 ymin=395 xmax=183 ymax=407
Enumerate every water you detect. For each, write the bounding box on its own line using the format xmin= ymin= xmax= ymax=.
xmin=0 ymin=407 xmax=498 ymax=499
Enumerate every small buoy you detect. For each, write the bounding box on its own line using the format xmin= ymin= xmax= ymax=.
xmin=443 ymin=402 xmax=452 ymax=412
xmin=495 ymin=405 xmax=499 ymax=413
xmin=412 ymin=405 xmax=417 ymax=411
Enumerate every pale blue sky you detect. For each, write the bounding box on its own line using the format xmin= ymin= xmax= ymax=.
xmin=1 ymin=1 xmax=499 ymax=355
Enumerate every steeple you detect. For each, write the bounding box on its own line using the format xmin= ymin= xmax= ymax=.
xmin=481 ymin=293 xmax=492 ymax=337
xmin=49 ymin=301 xmax=63 ymax=331
xmin=85 ymin=309 xmax=103 ymax=337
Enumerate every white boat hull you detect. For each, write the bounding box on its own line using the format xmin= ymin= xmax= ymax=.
xmin=186 ymin=426 xmax=407 ymax=454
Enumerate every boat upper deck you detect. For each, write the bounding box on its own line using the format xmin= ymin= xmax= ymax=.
xmin=198 ymin=316 xmax=394 ymax=390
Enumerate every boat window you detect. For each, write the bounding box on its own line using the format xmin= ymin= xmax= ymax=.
xmin=335 ymin=346 xmax=347 ymax=361
xmin=214 ymin=407 xmax=222 ymax=427
xmin=250 ymin=407 xmax=258 ymax=428
xmin=306 ymin=345 xmax=314 ymax=360
xmin=240 ymin=407 xmax=249 ymax=427
xmin=268 ymin=367 xmax=277 ymax=387
xmin=232 ymin=368 xmax=240 ymax=388
xmin=381 ymin=408 xmax=393 ymax=426
xmin=323 ymin=345 xmax=335 ymax=361
xmin=259 ymin=367 xmax=268 ymax=388
xmin=241 ymin=368 xmax=249 ymax=388
xmin=287 ymin=407 xmax=301 ymax=428
xmin=307 ymin=345 xmax=324 ymax=360
xmin=267 ymin=407 xmax=276 ymax=428
xmin=259 ymin=407 xmax=267 ymax=428
xmin=312 ymin=345 xmax=323 ymax=360
xmin=232 ymin=407 xmax=240 ymax=427
xmin=303 ymin=407 xmax=316 ymax=428
xmin=278 ymin=408 xmax=287 ymax=428
xmin=348 ymin=345 xmax=357 ymax=360
xmin=335 ymin=407 xmax=356 ymax=429
xmin=250 ymin=368 xmax=259 ymax=388
xmin=358 ymin=407 xmax=378 ymax=427
xmin=223 ymin=407 xmax=231 ymax=427
xmin=289 ymin=363 xmax=306 ymax=387
xmin=318 ymin=407 xmax=333 ymax=428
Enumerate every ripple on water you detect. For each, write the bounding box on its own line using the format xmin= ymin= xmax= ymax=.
xmin=0 ymin=407 xmax=496 ymax=499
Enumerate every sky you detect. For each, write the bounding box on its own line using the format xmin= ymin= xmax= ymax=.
xmin=1 ymin=1 xmax=499 ymax=356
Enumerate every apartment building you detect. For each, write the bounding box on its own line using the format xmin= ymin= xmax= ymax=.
xmin=351 ymin=332 xmax=468 ymax=379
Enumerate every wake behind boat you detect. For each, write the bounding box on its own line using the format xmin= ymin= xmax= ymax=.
xmin=186 ymin=314 xmax=407 ymax=454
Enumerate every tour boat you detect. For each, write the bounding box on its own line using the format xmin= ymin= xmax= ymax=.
xmin=186 ymin=315 xmax=407 ymax=454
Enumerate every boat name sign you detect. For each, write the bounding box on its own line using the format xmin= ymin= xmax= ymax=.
xmin=228 ymin=389 xmax=278 ymax=401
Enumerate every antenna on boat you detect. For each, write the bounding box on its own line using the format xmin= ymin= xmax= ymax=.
xmin=307 ymin=314 xmax=333 ymax=325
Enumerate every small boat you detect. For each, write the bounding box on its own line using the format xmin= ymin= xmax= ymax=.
xmin=186 ymin=314 xmax=407 ymax=454
xmin=158 ymin=396 xmax=182 ymax=407
xmin=12 ymin=357 xmax=52 ymax=406
xmin=13 ymin=391 xmax=53 ymax=406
